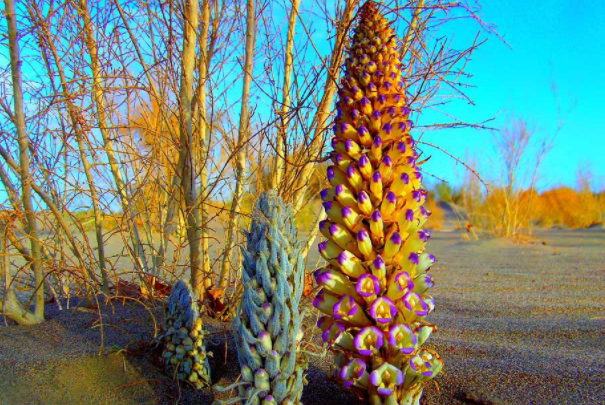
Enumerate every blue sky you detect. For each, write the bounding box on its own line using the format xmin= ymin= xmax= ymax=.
xmin=1 ymin=0 xmax=603 ymax=209
xmin=411 ymin=0 xmax=605 ymax=192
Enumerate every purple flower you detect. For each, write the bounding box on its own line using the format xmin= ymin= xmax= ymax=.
xmin=386 ymin=271 xmax=413 ymax=301
xmin=369 ymin=362 xmax=404 ymax=396
xmin=403 ymin=292 xmax=434 ymax=317
xmin=353 ymin=326 xmax=384 ymax=356
xmin=412 ymin=273 xmax=435 ymax=295
xmin=404 ymin=350 xmax=443 ymax=388
xmin=322 ymin=321 xmax=345 ymax=345
xmin=417 ymin=252 xmax=437 ymax=272
xmin=412 ymin=190 xmax=425 ymax=203
xmin=409 ymin=252 xmax=419 ymax=265
xmin=418 ymin=229 xmax=431 ymax=242
xmin=419 ymin=206 xmax=429 ymax=218
xmin=405 ymin=209 xmax=414 ymax=222
xmin=355 ymin=273 xmax=381 ymax=297
xmin=388 ymin=323 xmax=417 ymax=354
xmin=373 ymin=136 xmax=382 ymax=148
xmin=333 ymin=295 xmax=358 ymax=320
xmin=369 ymin=297 xmax=397 ymax=324
xmin=340 ymin=358 xmax=369 ymax=388
xmin=332 ymin=293 xmax=370 ymax=326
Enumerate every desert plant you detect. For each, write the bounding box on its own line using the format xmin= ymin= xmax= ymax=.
xmin=314 ymin=2 xmax=442 ymax=404
xmin=232 ymin=190 xmax=307 ymax=404
xmin=158 ymin=280 xmax=211 ymax=389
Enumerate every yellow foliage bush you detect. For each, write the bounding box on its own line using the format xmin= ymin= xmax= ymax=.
xmin=535 ymin=187 xmax=603 ymax=228
xmin=469 ymin=186 xmax=603 ymax=235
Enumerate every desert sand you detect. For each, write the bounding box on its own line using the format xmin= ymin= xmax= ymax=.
xmin=1 ymin=227 xmax=603 ymax=405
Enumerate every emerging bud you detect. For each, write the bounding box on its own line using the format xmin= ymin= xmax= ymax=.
xmin=342 ymin=206 xmax=362 ymax=231
xmin=318 ymin=240 xmax=343 ymax=264
xmin=313 ymin=289 xmax=340 ymax=316
xmin=356 ymin=228 xmax=374 ymax=259
xmin=383 ymin=231 xmax=402 ymax=261
xmin=335 ymin=183 xmax=358 ymax=208
xmin=381 ymin=191 xmax=397 ymax=219
xmin=314 ymin=267 xmax=358 ymax=297
xmin=357 ymin=190 xmax=373 ymax=216
xmin=337 ymin=251 xmax=366 ymax=278
xmin=371 ymin=256 xmax=387 ymax=281
xmin=370 ymin=210 xmax=384 ymax=240
xmin=327 ymin=165 xmax=348 ymax=187
xmin=358 ymin=154 xmax=373 ymax=180
xmin=320 ymin=188 xmax=335 ymax=202
xmin=371 ymin=136 xmax=383 ymax=161
xmin=358 ymin=125 xmax=373 ymax=147
xmin=328 ymin=222 xmax=354 ymax=248
xmin=255 ymin=369 xmax=270 ymax=392
xmin=347 ymin=165 xmax=364 ymax=193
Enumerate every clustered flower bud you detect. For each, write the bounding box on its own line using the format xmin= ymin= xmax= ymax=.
xmin=313 ymin=2 xmax=442 ymax=404
xmin=234 ymin=190 xmax=308 ymax=404
xmin=158 ymin=280 xmax=211 ymax=389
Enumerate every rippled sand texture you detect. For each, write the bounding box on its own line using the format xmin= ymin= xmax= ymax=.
xmin=1 ymin=228 xmax=603 ymax=405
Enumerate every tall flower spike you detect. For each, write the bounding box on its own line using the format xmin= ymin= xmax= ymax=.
xmin=234 ymin=191 xmax=308 ymax=404
xmin=314 ymin=2 xmax=441 ymax=404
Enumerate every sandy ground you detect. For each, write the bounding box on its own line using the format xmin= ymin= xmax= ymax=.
xmin=1 ymin=227 xmax=604 ymax=405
